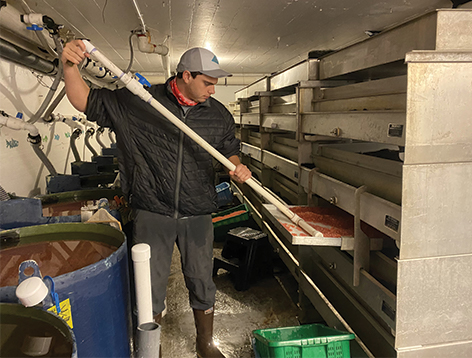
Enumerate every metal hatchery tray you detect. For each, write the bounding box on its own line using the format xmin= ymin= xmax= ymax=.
xmin=262 ymin=204 xmax=384 ymax=249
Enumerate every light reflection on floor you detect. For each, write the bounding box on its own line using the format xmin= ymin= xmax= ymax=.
xmin=159 ymin=244 xmax=300 ymax=358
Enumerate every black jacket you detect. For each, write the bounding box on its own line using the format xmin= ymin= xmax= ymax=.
xmin=84 ymin=78 xmax=240 ymax=217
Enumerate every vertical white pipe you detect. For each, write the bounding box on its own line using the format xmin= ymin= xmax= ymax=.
xmin=131 ymin=243 xmax=154 ymax=325
xmin=131 ymin=0 xmax=147 ymax=33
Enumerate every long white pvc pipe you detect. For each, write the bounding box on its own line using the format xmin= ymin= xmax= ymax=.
xmin=131 ymin=244 xmax=154 ymax=325
xmin=82 ymin=40 xmax=323 ymax=237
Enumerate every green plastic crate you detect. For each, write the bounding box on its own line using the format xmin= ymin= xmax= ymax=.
xmin=212 ymin=203 xmax=250 ymax=241
xmin=212 ymin=203 xmax=249 ymax=228
xmin=253 ymin=324 xmax=355 ymax=358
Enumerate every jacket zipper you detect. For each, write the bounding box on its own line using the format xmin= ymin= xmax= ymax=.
xmin=173 ymin=109 xmax=188 ymax=218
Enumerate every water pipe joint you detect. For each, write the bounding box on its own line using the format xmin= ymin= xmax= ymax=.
xmin=28 ymin=133 xmax=42 ymax=145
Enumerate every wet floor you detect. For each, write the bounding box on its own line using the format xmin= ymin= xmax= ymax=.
xmin=159 ymin=242 xmax=300 ymax=358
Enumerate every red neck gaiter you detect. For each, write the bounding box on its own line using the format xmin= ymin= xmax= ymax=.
xmin=170 ymin=78 xmax=198 ymax=106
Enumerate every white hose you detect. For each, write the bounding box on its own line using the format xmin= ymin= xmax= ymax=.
xmin=83 ymin=40 xmax=323 ymax=237
xmin=131 ymin=0 xmax=147 ymax=33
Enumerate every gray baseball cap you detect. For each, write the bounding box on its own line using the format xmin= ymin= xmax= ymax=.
xmin=176 ymin=47 xmax=232 ymax=78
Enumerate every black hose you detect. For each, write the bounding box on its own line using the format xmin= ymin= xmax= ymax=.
xmin=125 ymin=31 xmax=137 ymax=73
xmin=30 ymin=139 xmax=58 ymax=176
xmin=96 ymin=127 xmax=106 ymax=149
xmin=108 ymin=129 xmax=116 ymax=144
xmin=42 ymin=87 xmax=66 ymax=123
xmin=70 ymin=129 xmax=82 ymax=162
xmin=85 ymin=128 xmax=98 ymax=157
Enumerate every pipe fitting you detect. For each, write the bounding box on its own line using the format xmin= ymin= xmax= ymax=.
xmin=137 ymin=33 xmax=169 ymax=55
xmin=20 ymin=13 xmax=44 ymax=26
xmin=27 ymin=133 xmax=41 ymax=145
xmin=0 ymin=110 xmax=39 ymax=136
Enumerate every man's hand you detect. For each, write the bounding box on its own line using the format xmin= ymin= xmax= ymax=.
xmin=62 ymin=39 xmax=89 ymax=67
xmin=229 ymin=163 xmax=251 ymax=184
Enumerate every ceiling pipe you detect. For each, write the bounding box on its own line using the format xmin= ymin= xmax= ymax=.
xmin=20 ymin=13 xmax=60 ymax=58
xmin=130 ymin=0 xmax=170 ymax=79
xmin=131 ymin=0 xmax=147 ymax=33
xmin=0 ymin=38 xmax=56 ymax=75
xmin=136 ymin=32 xmax=171 ymax=79
xmin=0 ymin=2 xmax=56 ymax=61
xmin=136 ymin=33 xmax=168 ymax=56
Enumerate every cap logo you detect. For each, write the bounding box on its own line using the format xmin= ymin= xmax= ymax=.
xmin=211 ymin=55 xmax=219 ymax=64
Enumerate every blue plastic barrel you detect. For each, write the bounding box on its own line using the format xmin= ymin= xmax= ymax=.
xmin=0 ymin=223 xmax=131 ymax=357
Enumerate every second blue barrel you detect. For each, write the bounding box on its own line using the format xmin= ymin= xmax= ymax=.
xmin=0 ymin=223 xmax=131 ymax=357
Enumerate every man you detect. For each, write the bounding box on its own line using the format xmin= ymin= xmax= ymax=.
xmin=62 ymin=40 xmax=251 ymax=358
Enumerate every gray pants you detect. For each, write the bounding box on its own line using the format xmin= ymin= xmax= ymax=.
xmin=132 ymin=209 xmax=216 ymax=315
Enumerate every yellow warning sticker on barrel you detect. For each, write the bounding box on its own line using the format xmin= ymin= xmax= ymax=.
xmin=48 ymin=298 xmax=74 ymax=329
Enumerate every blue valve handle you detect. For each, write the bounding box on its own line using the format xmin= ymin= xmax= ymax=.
xmin=134 ymin=72 xmax=151 ymax=88
xmin=44 ymin=276 xmax=61 ymax=314
xmin=26 ymin=24 xmax=43 ymax=31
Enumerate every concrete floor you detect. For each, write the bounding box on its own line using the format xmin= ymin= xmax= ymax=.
xmin=159 ymin=242 xmax=300 ymax=358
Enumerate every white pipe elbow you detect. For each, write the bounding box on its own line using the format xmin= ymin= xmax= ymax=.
xmin=137 ymin=34 xmax=169 ymax=55
xmin=0 ymin=113 xmax=39 ymax=136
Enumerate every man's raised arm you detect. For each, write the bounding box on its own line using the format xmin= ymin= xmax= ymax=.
xmin=61 ymin=40 xmax=90 ymax=112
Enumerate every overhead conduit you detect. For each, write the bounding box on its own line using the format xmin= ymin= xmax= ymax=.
xmin=0 ymin=38 xmax=56 ymax=75
xmin=131 ymin=0 xmax=171 ymax=79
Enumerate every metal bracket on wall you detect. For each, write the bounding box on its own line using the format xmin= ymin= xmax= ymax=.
xmin=307 ymin=167 xmax=319 ymax=207
xmin=353 ymin=185 xmax=369 ymax=287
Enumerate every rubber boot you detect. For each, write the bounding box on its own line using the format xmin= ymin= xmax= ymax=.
xmin=193 ymin=308 xmax=225 ymax=358
xmin=153 ymin=313 xmax=163 ymax=358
